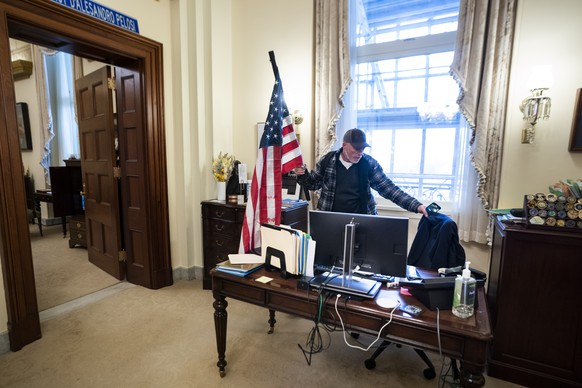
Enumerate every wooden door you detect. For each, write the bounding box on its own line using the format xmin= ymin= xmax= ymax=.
xmin=116 ymin=66 xmax=151 ymax=286
xmin=75 ymin=66 xmax=124 ymax=280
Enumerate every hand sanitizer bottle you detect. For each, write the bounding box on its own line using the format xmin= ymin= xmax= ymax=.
xmin=452 ymin=261 xmax=476 ymax=318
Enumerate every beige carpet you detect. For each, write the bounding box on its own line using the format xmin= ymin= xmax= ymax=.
xmin=0 ymin=279 xmax=523 ymax=388
xmin=30 ymin=221 xmax=121 ymax=311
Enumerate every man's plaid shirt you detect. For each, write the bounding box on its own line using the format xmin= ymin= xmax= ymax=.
xmin=301 ymin=149 xmax=422 ymax=215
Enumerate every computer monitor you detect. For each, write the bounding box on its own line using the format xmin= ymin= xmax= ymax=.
xmin=309 ymin=210 xmax=409 ymax=278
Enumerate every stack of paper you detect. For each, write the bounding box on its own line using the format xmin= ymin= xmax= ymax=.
xmin=260 ymin=224 xmax=316 ymax=276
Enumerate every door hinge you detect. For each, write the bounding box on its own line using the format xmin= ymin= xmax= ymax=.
xmin=107 ymin=77 xmax=116 ymax=90
xmin=118 ymin=250 xmax=127 ymax=262
xmin=113 ymin=166 xmax=121 ymax=179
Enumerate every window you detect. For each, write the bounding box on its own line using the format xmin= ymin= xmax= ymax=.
xmin=43 ymin=51 xmax=80 ymax=168
xmin=349 ymin=0 xmax=464 ymax=205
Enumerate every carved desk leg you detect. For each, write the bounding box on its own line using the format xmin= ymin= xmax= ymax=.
xmin=61 ymin=216 xmax=67 ymax=237
xmin=267 ymin=309 xmax=276 ymax=334
xmin=459 ymin=361 xmax=486 ymax=388
xmin=213 ymin=294 xmax=228 ymax=377
xmin=34 ymin=196 xmax=43 ymax=236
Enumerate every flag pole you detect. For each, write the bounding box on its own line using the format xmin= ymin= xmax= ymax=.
xmin=269 ymin=51 xmax=311 ymax=202
xmin=268 ymin=50 xmax=279 ymax=79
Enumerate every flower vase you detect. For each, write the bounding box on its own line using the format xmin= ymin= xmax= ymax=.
xmin=216 ymin=181 xmax=226 ymax=201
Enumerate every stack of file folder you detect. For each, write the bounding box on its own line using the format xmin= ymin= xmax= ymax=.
xmin=260 ymin=224 xmax=316 ymax=277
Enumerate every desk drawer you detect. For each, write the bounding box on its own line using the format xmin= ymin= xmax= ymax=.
xmin=71 ymin=219 xmax=86 ymax=230
xmin=70 ymin=230 xmax=87 ymax=243
xmin=202 ymin=204 xmax=243 ymax=222
xmin=203 ymin=218 xmax=239 ymax=239
xmin=69 ymin=215 xmax=87 ymax=248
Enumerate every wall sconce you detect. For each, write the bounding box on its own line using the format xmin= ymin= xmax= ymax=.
xmin=520 ymin=88 xmax=551 ymax=144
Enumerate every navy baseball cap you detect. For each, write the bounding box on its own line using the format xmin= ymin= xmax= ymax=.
xmin=343 ymin=128 xmax=370 ymax=150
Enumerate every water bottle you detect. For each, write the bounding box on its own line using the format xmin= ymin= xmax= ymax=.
xmin=452 ymin=261 xmax=476 ymax=318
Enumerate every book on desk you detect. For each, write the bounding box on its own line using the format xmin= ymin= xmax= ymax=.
xmin=215 ymin=260 xmax=264 ymax=277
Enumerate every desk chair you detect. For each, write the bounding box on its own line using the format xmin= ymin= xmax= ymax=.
xmin=363 ymin=212 xmax=466 ymax=380
xmin=364 ymin=342 xmax=437 ymax=379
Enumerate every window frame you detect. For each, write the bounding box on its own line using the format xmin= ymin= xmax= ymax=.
xmin=350 ymin=1 xmax=463 ymax=212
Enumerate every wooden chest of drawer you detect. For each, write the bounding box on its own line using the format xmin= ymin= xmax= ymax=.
xmin=201 ymin=200 xmax=308 ymax=289
xmin=69 ymin=214 xmax=87 ymax=248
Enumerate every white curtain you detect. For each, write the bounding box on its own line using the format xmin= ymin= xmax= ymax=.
xmin=450 ymin=0 xmax=517 ymax=243
xmin=314 ymin=0 xmax=352 ymax=161
xmin=44 ymin=52 xmax=80 ymax=167
xmin=33 ymin=45 xmax=55 ymax=186
xmin=33 ymin=46 xmax=82 ymax=185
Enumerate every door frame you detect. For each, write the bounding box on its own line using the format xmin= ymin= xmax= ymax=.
xmin=0 ymin=0 xmax=172 ymax=351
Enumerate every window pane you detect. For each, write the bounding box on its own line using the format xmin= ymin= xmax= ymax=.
xmin=367 ymin=130 xmax=393 ymax=171
xmin=427 ymin=75 xmax=458 ymax=103
xmin=358 ymin=0 xmax=460 ymax=44
xmin=393 ymin=129 xmax=421 ymax=173
xmin=424 ymin=127 xmax=455 ymax=174
xmin=395 ymin=79 xmax=424 ymax=107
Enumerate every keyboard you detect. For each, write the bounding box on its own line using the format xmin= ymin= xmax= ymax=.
xmin=313 ymin=264 xmax=395 ymax=283
xmin=368 ymin=273 xmax=396 ymax=283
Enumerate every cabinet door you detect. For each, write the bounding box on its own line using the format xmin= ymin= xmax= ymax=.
xmin=490 ymin=226 xmax=582 ymax=386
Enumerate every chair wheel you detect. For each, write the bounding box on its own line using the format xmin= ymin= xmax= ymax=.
xmin=364 ymin=359 xmax=376 ymax=370
xmin=423 ymin=368 xmax=436 ymax=380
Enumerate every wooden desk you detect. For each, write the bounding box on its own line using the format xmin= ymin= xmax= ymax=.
xmin=201 ymin=200 xmax=308 ymax=289
xmin=212 ymin=268 xmax=492 ymax=387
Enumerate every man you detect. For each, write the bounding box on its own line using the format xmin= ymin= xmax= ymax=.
xmin=294 ymin=128 xmax=428 ymax=216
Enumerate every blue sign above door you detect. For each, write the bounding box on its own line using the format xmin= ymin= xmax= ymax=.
xmin=50 ymin=0 xmax=139 ymax=34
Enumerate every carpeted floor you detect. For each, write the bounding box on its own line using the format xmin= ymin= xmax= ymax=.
xmin=29 ymin=221 xmax=121 ymax=311
xmin=0 ymin=278 xmax=523 ymax=388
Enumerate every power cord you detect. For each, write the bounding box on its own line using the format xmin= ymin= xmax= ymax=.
xmin=436 ymin=307 xmax=461 ymax=388
xmin=334 ymin=293 xmax=400 ymax=351
xmin=298 ymin=289 xmax=332 ymax=365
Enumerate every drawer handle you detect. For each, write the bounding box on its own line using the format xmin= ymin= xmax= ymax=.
xmin=214 ymin=224 xmax=224 ymax=232
xmin=215 ymin=210 xmax=224 ymax=218
xmin=215 ymin=240 xmax=224 ymax=247
xmin=76 ymin=223 xmax=81 ymax=228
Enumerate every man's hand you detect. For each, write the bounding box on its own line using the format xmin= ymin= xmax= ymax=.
xmin=293 ymin=165 xmax=307 ymax=175
xmin=417 ymin=204 xmax=428 ymax=217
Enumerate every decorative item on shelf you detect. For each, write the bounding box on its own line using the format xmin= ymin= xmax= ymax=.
xmin=524 ymin=180 xmax=582 ymax=231
xmin=226 ymin=160 xmax=241 ymax=196
xmin=216 ymin=181 xmax=226 ymax=201
xmin=212 ymin=152 xmax=236 ymax=201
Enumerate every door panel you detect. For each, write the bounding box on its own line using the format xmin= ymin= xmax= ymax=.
xmin=116 ymin=66 xmax=151 ymax=286
xmin=75 ymin=66 xmax=124 ymax=280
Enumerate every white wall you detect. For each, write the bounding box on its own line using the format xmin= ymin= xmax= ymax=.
xmin=231 ymin=0 xmax=315 ymax=169
xmin=499 ymin=0 xmax=582 ymax=208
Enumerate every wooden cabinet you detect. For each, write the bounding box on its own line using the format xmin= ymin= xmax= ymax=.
xmin=487 ymin=217 xmax=582 ymax=387
xmin=69 ymin=215 xmax=87 ymax=248
xmin=201 ymin=200 xmax=308 ymax=289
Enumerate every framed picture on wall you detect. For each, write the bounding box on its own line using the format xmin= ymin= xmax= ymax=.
xmin=569 ymin=89 xmax=582 ymax=152
xmin=16 ymin=102 xmax=32 ymax=151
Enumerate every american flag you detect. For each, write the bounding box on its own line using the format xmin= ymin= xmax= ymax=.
xmin=239 ymin=53 xmax=303 ymax=253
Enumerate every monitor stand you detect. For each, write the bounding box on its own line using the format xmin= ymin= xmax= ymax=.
xmin=317 ymin=220 xmax=380 ymax=299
